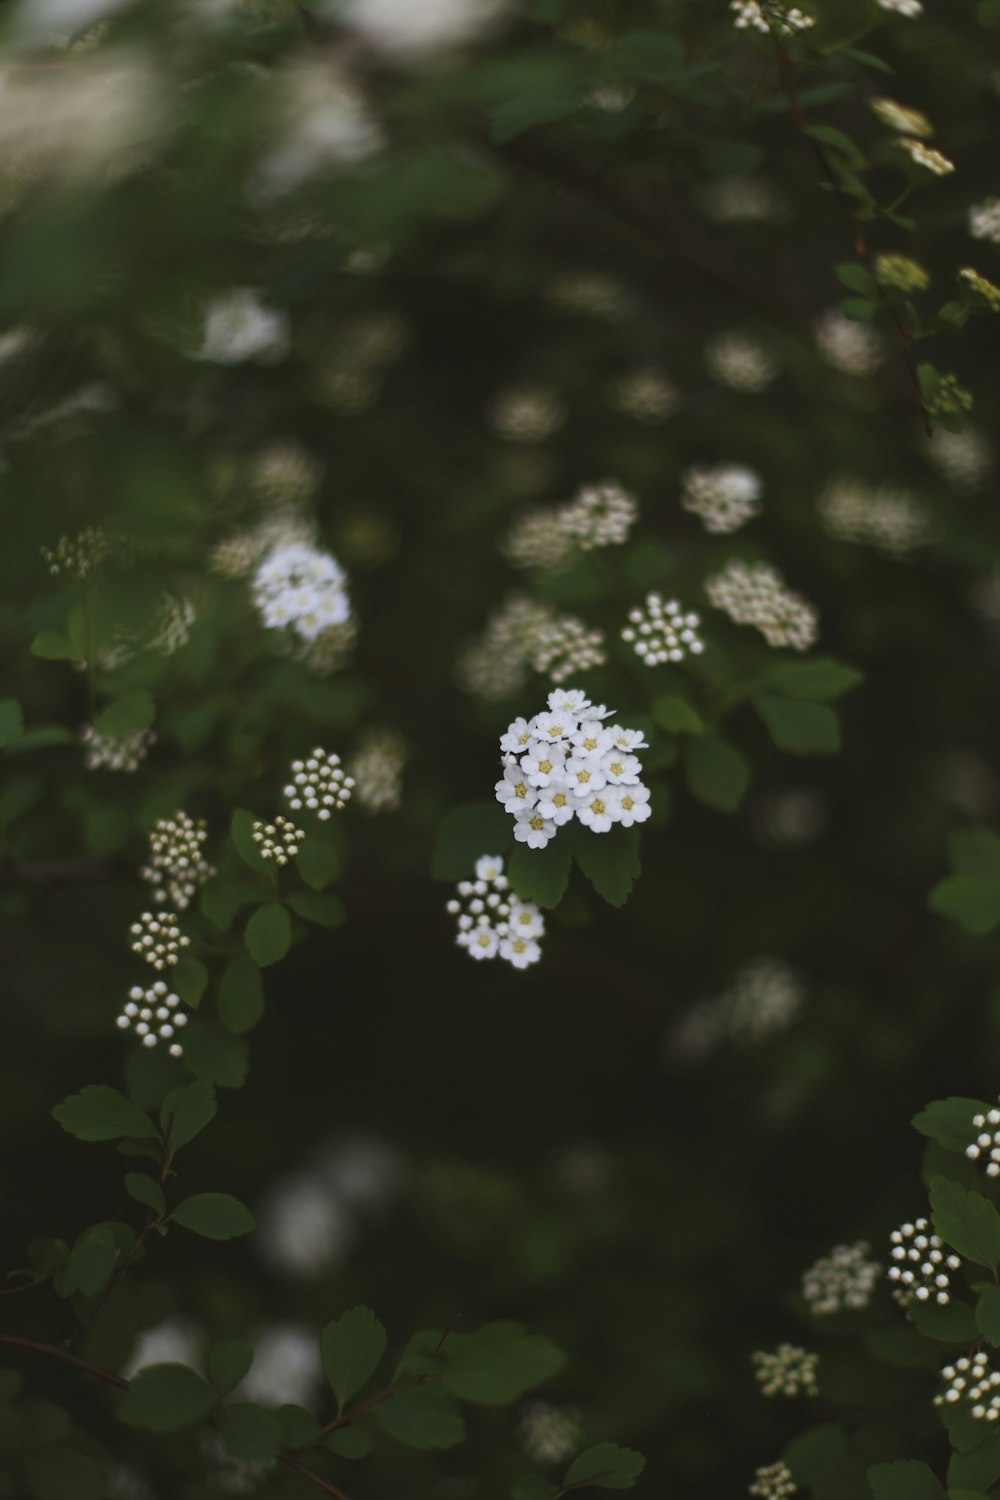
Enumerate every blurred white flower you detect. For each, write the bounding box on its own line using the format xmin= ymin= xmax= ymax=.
xmin=237 ymin=1324 xmax=323 ymax=1408
xmin=199 ymin=289 xmax=289 ymax=365
xmin=333 ymin=0 xmax=508 ymax=57
xmin=123 ymin=1319 xmax=202 ymax=1379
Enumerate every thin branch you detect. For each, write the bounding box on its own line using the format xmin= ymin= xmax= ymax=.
xmin=279 ymin=1454 xmax=357 ymax=1500
xmin=0 ymin=1333 xmax=127 ymax=1389
xmin=0 ymin=1273 xmax=53 ymax=1298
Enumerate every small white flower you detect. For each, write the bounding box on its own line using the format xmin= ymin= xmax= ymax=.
xmin=495 ymin=766 xmax=538 ymax=815
xmin=499 ymin=934 xmax=542 ymax=969
xmin=571 ymin=720 xmax=615 ymax=757
xmin=522 ymin=742 xmax=568 ymax=788
xmin=600 ymin=751 xmax=642 ymax=786
xmin=508 ymin=899 xmax=545 ymax=940
xmin=609 ymin=725 xmax=649 ymax=752
xmin=547 ymin=688 xmax=593 ymax=717
xmin=565 ymin=756 xmax=608 ymax=794
xmin=475 ymin=855 xmax=505 ymax=882
xmin=681 ymin=463 xmax=763 ymax=534
xmin=876 ymin=0 xmax=922 ymax=15
xmin=536 ymin=780 xmax=576 ymax=826
xmin=575 ymin=790 xmax=619 ymax=834
xmin=614 ymin=784 xmax=651 ymax=827
xmin=500 ymin=717 xmax=535 ymax=754
xmin=531 ymin=711 xmax=574 ymax=743
xmin=449 ymin=859 xmax=544 ymax=969
xmin=513 ymin=810 xmax=557 ymax=848
xmin=199 ymin=288 xmax=288 ymax=365
xmin=467 ymin=926 xmax=500 ymax=961
xmin=802 ymin=1241 xmax=881 ymax=1315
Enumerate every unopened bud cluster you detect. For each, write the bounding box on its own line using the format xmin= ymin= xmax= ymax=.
xmin=818 ymin=477 xmax=931 ymax=557
xmin=140 ymin=812 xmax=214 ymax=910
xmin=531 ymin=615 xmax=607 ymax=684
xmin=621 ymin=594 xmax=704 ymax=665
xmin=284 ymin=748 xmax=354 ymax=818
xmin=681 ymin=464 xmax=762 ymax=534
xmin=802 ymin=1241 xmax=880 ymax=1315
xmin=348 ymin=729 xmax=409 ymax=814
xmin=730 ymin=0 xmax=815 ymax=33
xmin=517 ymin=1402 xmax=583 ymax=1464
xmin=706 ymin=561 xmax=818 ymax=652
xmin=82 ymin=725 xmax=155 ymax=773
xmin=752 ymin=1344 xmax=818 ymax=1398
xmin=888 ymin=1218 xmax=960 ymax=1306
xmin=447 ymin=856 xmax=545 ymax=970
xmin=129 ymin=911 xmax=190 ymax=970
xmin=41 ymin=526 xmax=109 ymax=579
xmin=253 ymin=816 xmax=305 ymax=865
xmin=936 ymin=1353 xmax=1000 ymax=1421
xmin=749 ymin=1462 xmax=797 ymax=1500
xmin=705 ymin=332 xmax=779 ymax=392
xmin=490 ymin=385 xmax=566 ymax=443
xmin=116 ymin=981 xmax=188 ymax=1056
xmin=965 ymin=1103 xmax=1000 ymax=1175
xmin=607 ymin=367 xmax=678 ymax=424
xmin=503 ymin=480 xmax=638 ymax=573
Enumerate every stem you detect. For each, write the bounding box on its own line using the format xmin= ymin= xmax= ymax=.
xmin=321 ymin=1379 xmax=411 ymax=1435
xmin=0 ymin=1333 xmax=127 ymax=1389
xmin=0 ymin=1273 xmax=53 ymax=1299
xmin=279 ymin=1454 xmax=356 ymax=1500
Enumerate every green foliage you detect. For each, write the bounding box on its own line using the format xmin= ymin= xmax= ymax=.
xmin=321 ymin=1306 xmax=388 ymax=1411
xmin=930 ymin=1177 xmax=1000 ymax=1272
xmin=52 ymin=1087 xmax=158 ymax=1143
xmin=684 ymin=736 xmax=750 ymax=812
xmin=508 ymin=838 xmax=574 ymax=909
xmin=440 ymin=1322 xmax=565 ymax=1405
xmin=117 ymin=1365 xmax=217 ymax=1432
xmin=374 ymin=1385 xmax=466 ymax=1448
xmin=573 ymin=828 xmax=641 ymax=908
xmin=286 ymin=890 xmax=347 ymax=928
xmin=563 ymin=1444 xmax=646 ymax=1490
xmin=930 ymin=830 xmax=1000 ymax=935
xmin=0 ymin=699 xmax=24 ymax=746
xmin=92 ymin=693 xmax=155 ymax=738
xmin=169 ymin=1193 xmax=255 ymax=1240
xmin=752 ymin=694 xmax=840 ymax=755
xmin=975 ymin=1285 xmax=1000 ymax=1345
xmin=217 ymin=1402 xmax=281 ymax=1464
xmin=913 ymin=1098 xmax=987 ymax=1153
xmin=123 ymin=1173 xmax=165 ymax=1216
xmin=431 ymin=802 xmax=512 ymax=881
xmin=216 ymin=956 xmax=266 ymax=1034
xmin=867 ymin=1461 xmax=946 ymax=1500
xmin=208 ymin=1341 xmax=254 ymax=1395
xmin=244 ymin=903 xmax=292 ymax=967
xmin=160 ymin=1081 xmax=216 ymax=1153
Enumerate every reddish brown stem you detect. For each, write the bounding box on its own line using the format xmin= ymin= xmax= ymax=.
xmin=0 ymin=1332 xmax=127 ymax=1389
xmin=279 ymin=1454 xmax=356 ymax=1500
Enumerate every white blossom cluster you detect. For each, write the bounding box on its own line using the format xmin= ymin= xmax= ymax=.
xmin=706 ymin=561 xmax=818 ymax=651
xmin=730 ymin=1 xmax=815 ymax=34
xmin=966 ymin=1103 xmax=1000 ymax=1175
xmin=496 ymin=689 xmax=651 ymax=849
xmin=503 ymin=509 xmax=577 ymax=573
xmin=876 ymin=0 xmax=922 ymax=14
xmin=456 ymin=595 xmax=555 ymax=700
xmin=700 ymin=176 xmax=789 ymax=224
xmin=969 ymin=198 xmax=1000 ymax=245
xmin=140 ymin=811 xmax=214 ymax=910
xmin=334 ymin=0 xmax=509 ymax=58
xmin=490 ymin=385 xmax=566 ymax=443
xmin=801 ymin=1242 xmax=880 ymax=1315
xmin=936 ymin=1353 xmax=1000 ymax=1421
xmin=116 ymin=981 xmax=188 ymax=1056
xmin=607 ymin=367 xmax=679 ymax=425
xmin=348 ymin=728 xmax=409 ymax=814
xmin=749 ymin=1463 xmax=797 ymax=1500
xmin=253 ymin=59 xmax=382 ymax=201
xmin=705 ymin=332 xmax=779 ymax=392
xmin=447 ymin=855 xmax=545 ymax=969
xmin=531 ymin=615 xmax=607 ymax=684
xmin=284 ymin=748 xmax=354 ymax=819
xmin=81 ymin=725 xmax=154 ymax=773
xmin=40 ymin=526 xmax=110 ymax=579
xmin=621 ymin=594 xmax=704 ymax=665
xmin=129 ymin=910 xmax=190 ymax=971
xmin=249 ymin=440 xmax=323 ymax=508
xmin=252 ymin=816 xmax=305 ymax=866
xmin=251 ymin=540 xmax=351 ymax=643
xmin=818 ymin=477 xmax=932 ymax=557
xmin=502 ymin=480 xmax=638 ymax=573
xmin=814 ymin=310 xmax=884 ymax=376
xmin=888 ymin=1219 xmax=961 ymax=1306
xmin=870 ymin=98 xmax=933 ymax=137
xmin=101 ymin=592 xmax=196 ymax=671
xmin=900 ymin=139 xmax=954 ymax=176
xmin=547 ymin=271 xmax=630 ymax=320
xmin=517 ymin=1402 xmax=583 ymax=1464
xmin=925 ymin=427 xmax=992 ymax=492
xmin=669 ymin=957 xmax=803 ymax=1060
xmin=681 ymin=464 xmax=762 ymax=534
xmin=198 ymin=288 xmax=289 ymax=365
xmin=752 ymin=1344 xmax=819 ymax=1398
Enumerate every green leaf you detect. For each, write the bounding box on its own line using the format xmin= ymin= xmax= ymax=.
xmin=839 ymin=263 xmax=876 ymax=295
xmin=806 ymin=124 xmax=865 ymax=169
xmin=563 ymin=1445 xmax=646 ymax=1491
xmin=949 ymin=1431 xmax=1000 ymax=1491
xmin=287 ymin=890 xmax=347 ymax=928
xmin=275 ymin=1405 xmax=322 ymax=1448
xmin=491 ymin=94 xmax=580 ymax=144
xmin=573 ymin=826 xmax=641 ymax=908
xmin=842 ymin=297 xmax=875 ymax=321
xmin=52 ymin=1086 xmax=158 ymax=1143
xmin=507 ymin=837 xmax=573 ymax=909
xmin=68 ymin=1227 xmax=118 ymax=1297
xmin=22 ymin=1447 xmax=106 ymax=1500
xmin=978 ymin=1285 xmax=1000 ymax=1345
xmin=172 ymin=955 xmax=208 ymax=1008
xmin=441 ymin=1322 xmax=565 ymax=1405
xmin=928 ymin=876 xmax=1000 ymax=936
xmin=209 ymin=1340 xmax=254 ymax=1394
xmin=324 ymin=1425 xmax=375 ymax=1458
xmin=618 ymin=32 xmax=683 ymax=79
xmin=218 ymin=1403 xmax=280 ymax=1464
xmin=912 ymin=1098 xmax=986 ymax=1152
xmin=867 ymin=1460 xmax=945 ymax=1500
xmin=512 ymin=1478 xmax=554 ymax=1500
xmin=245 ymin=903 xmax=292 ymax=967
xmin=124 ymin=1173 xmax=165 ymax=1217
xmin=182 ymin=1019 xmax=249 ymax=1089
xmin=374 ymin=1384 xmax=465 ymax=1448
xmin=118 ymin=1364 xmax=217 ymax=1432
xmin=230 ymin=808 xmax=269 ymax=873
xmin=296 ymin=837 xmax=343 ymax=890
xmin=930 ymin=1177 xmax=1000 ymax=1271
xmin=94 ymin=693 xmax=156 ymax=738
xmin=650 ymin=694 xmax=704 ymax=734
xmin=160 ymin=1081 xmax=217 ymax=1152
xmin=753 ymin=695 xmax=840 ymax=755
xmin=909 ymin=1300 xmax=977 ymax=1342
xmin=321 ymin=1306 xmax=387 ymax=1411
xmin=684 ymin=736 xmax=750 ymax=813
xmin=201 ymin=878 xmax=244 ymax=933
xmin=170 ymin=1193 xmax=255 ymax=1240
xmin=31 ymin=631 xmax=78 ymax=660
xmin=841 ymin=46 xmax=894 ymax=73
xmin=216 ymin=956 xmax=265 ymax=1035
xmin=0 ymin=699 xmax=24 ymax=747
xmin=431 ymin=801 xmax=512 ymax=881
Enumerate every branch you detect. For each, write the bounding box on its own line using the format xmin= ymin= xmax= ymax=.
xmin=279 ymin=1454 xmax=357 ymax=1500
xmin=0 ymin=1333 xmax=127 ymax=1389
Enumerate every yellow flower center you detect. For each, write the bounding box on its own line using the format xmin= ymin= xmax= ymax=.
xmin=610 ymin=761 xmax=623 ymax=776
xmin=514 ymin=781 xmax=527 ymax=798
xmin=530 ymin=815 xmax=544 ymax=830
xmin=576 ymin=769 xmax=591 ymax=784
xmin=512 ymin=939 xmax=526 ymax=953
xmin=622 ymin=795 xmax=634 ymax=811
xmin=553 ymin=792 xmax=567 ymax=807
xmin=591 ymin=798 xmax=605 ymax=815
xmin=538 ymin=758 xmax=552 ymax=774
xmin=582 ymin=736 xmax=598 ymax=750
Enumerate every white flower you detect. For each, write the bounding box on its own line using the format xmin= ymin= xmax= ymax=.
xmin=571 ymin=720 xmax=615 ymax=758
xmin=752 ymin=1344 xmax=818 ymax=1398
xmin=284 ymin=748 xmax=354 ymax=818
xmin=814 ymin=309 xmax=884 ymax=376
xmin=705 ymin=331 xmax=779 ymax=392
xmin=749 ymin=1461 xmax=797 ymax=1499
xmin=508 ymin=899 xmax=545 ymax=940
xmin=936 ymin=1352 xmax=1000 ymax=1421
xmin=730 ymin=0 xmax=815 ymax=33
xmin=876 ymin=0 xmax=922 ymax=14
xmin=600 ymin=751 xmax=642 ymax=786
xmin=140 ymin=812 xmax=214 ymax=910
xmin=82 ymin=724 xmax=154 ymax=773
xmin=818 ymin=476 xmax=932 ymax=557
xmin=614 ymin=784 xmax=651 ymax=827
xmin=467 ymin=926 xmax=500 ymax=960
xmin=499 ymin=934 xmax=542 ymax=969
xmin=575 ymin=790 xmax=619 ymax=834
xmin=513 ymin=810 xmax=556 ymax=848
xmin=199 ymin=288 xmax=288 ymax=365
xmin=681 ymin=463 xmax=763 ymax=534
xmin=252 ymin=541 xmax=351 ymax=647
xmin=536 ymin=780 xmax=576 ymax=826
xmin=129 ymin=910 xmax=190 ymax=971
xmin=969 ymin=198 xmax=1000 ymax=246
xmin=565 ymin=755 xmax=608 ymax=795
xmin=475 ymin=855 xmax=505 ymax=882
xmin=609 ymin=725 xmax=648 ymax=752
xmin=334 ymin=0 xmax=509 ymax=57
xmin=449 ymin=859 xmax=545 ymax=968
xmin=531 ymin=710 xmax=574 ymax=743
xmin=495 ymin=765 xmax=538 ymax=815
xmin=899 ymin=139 xmax=954 ymax=176
xmin=802 ymin=1241 xmax=881 ymax=1315
xmin=348 ymin=727 xmax=408 ymax=814
xmin=116 ymin=981 xmax=189 ymax=1057
xmin=547 ymin=688 xmax=593 ymax=717
xmin=522 ymin=742 xmax=568 ymax=788
xmin=500 ymin=717 xmax=536 ymax=753
xmin=706 ymin=561 xmax=818 ymax=652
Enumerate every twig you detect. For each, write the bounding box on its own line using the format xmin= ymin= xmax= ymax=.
xmin=0 ymin=1333 xmax=127 ymax=1389
xmin=279 ymin=1454 xmax=357 ymax=1500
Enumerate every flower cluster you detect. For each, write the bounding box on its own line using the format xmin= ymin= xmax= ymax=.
xmin=517 ymin=1402 xmax=583 ymax=1464
xmin=705 ymin=332 xmax=779 ymax=392
xmin=681 ymin=464 xmax=762 ymax=534
xmin=706 ymin=561 xmax=818 ymax=651
xmin=730 ymin=1 xmax=815 ymax=33
xmin=531 ymin=615 xmax=607 ymax=684
xmin=284 ymin=749 xmax=354 ymax=819
xmin=875 ymin=254 xmax=929 ymax=293
xmin=960 ymin=267 xmax=1000 ymax=312
xmin=925 ymin=427 xmax=992 ymax=492
xmin=456 ymin=595 xmax=555 ymax=700
xmin=503 ymin=509 xmax=577 ymax=574
xmin=490 ymin=385 xmax=566 ymax=443
xmin=969 ymin=198 xmax=1000 ymax=245
xmin=562 ymin=480 xmax=638 ymax=550
xmin=899 ymin=139 xmax=954 ymax=176
xmin=496 ymin=690 xmax=651 ymax=848
xmin=814 ymin=310 xmax=884 ymax=376
xmin=965 ymin=1103 xmax=1000 ymax=1175
xmin=198 ymin=287 xmax=289 ymax=364
xmin=752 ymin=1344 xmax=819 ymax=1398
xmin=339 ymin=0 xmax=509 ymax=58
xmin=621 ymin=594 xmax=704 ymax=665
xmin=40 ymin=526 xmax=110 ymax=579
xmin=116 ymin=981 xmax=188 ymax=1057
xmin=749 ymin=1463 xmax=797 ymax=1500
xmin=669 ymin=956 xmax=804 ymax=1060
xmin=876 ymin=0 xmax=922 ymax=14
xmin=547 ymin=271 xmax=629 ymax=320
xmin=82 ymin=725 xmax=155 ymax=773
xmin=871 ymin=97 xmax=933 ymax=137
xmin=252 ymin=540 xmax=351 ymax=643
xmin=607 ymin=367 xmax=679 ymax=424
xmin=447 ymin=856 xmax=545 ymax=969
xmin=348 ymin=729 xmax=409 ymax=814
xmin=140 ymin=812 xmax=214 ymax=910
xmin=129 ymin=911 xmax=190 ymax=971
xmin=888 ymin=1218 xmax=961 ymax=1306
xmin=927 ymin=372 xmax=974 ymax=417
xmin=802 ymin=1242 xmax=880 ymax=1315
xmin=250 ymin=440 xmax=323 ymax=508
xmin=700 ymin=175 xmax=789 ymax=224
xmin=253 ymin=816 xmax=305 ymax=866
xmin=818 ymin=477 xmax=932 ymax=557
xmin=936 ymin=1353 xmax=1000 ymax=1421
